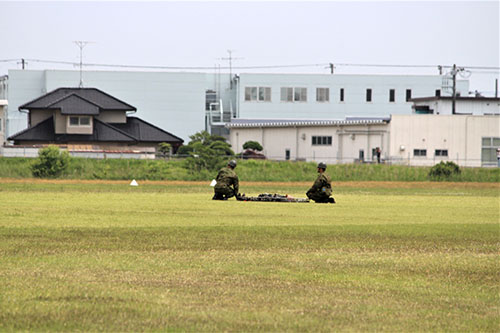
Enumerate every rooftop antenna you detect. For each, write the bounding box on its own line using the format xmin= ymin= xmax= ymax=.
xmin=220 ymin=50 xmax=243 ymax=89
xmin=73 ymin=41 xmax=93 ymax=88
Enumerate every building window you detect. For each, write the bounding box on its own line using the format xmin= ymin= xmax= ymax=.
xmin=316 ymin=88 xmax=329 ymax=102
xmin=69 ymin=116 xmax=91 ymax=126
xmin=312 ymin=136 xmax=332 ymax=146
xmin=435 ymin=149 xmax=448 ymax=157
xmin=340 ymin=88 xmax=344 ymax=102
xmin=258 ymin=87 xmax=271 ymax=101
xmin=389 ymin=89 xmax=395 ymax=102
xmin=205 ymin=89 xmax=217 ymax=110
xmin=281 ymin=87 xmax=306 ymax=102
xmin=406 ymin=89 xmax=412 ymax=102
xmin=366 ymin=89 xmax=372 ymax=102
xmin=481 ymin=137 xmax=500 ymax=165
xmin=294 ymin=87 xmax=307 ymax=102
xmin=414 ymin=149 xmax=427 ymax=157
xmin=435 ymin=89 xmax=441 ymax=97
xmin=246 ymin=87 xmax=271 ymax=102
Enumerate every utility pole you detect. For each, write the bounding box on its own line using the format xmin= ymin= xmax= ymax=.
xmin=18 ymin=58 xmax=26 ymax=69
xmin=74 ymin=41 xmax=92 ymax=88
xmin=452 ymin=64 xmax=457 ymax=115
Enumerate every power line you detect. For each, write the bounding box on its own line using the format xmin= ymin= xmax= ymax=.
xmin=1 ymin=58 xmax=499 ymax=71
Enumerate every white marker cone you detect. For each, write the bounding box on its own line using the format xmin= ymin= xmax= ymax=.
xmin=130 ymin=179 xmax=138 ymax=186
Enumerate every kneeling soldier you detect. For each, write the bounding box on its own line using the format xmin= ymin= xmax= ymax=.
xmin=306 ymin=162 xmax=335 ymax=204
xmin=213 ymin=160 xmax=239 ymax=200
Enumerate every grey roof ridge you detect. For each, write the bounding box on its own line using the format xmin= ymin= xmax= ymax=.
xmin=126 ymin=116 xmax=184 ymax=142
xmin=89 ymin=87 xmax=137 ymax=111
xmin=18 ymin=87 xmax=137 ymax=111
xmin=8 ymin=115 xmax=53 ymax=140
xmin=46 ymin=92 xmax=103 ymax=110
xmin=18 ymin=87 xmax=66 ymax=111
xmin=93 ymin=118 xmax=138 ymax=142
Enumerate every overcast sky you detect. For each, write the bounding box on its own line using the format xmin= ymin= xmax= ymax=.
xmin=1 ymin=1 xmax=498 ymax=94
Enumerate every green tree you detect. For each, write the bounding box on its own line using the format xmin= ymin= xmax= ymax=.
xmin=243 ymin=140 xmax=263 ymax=152
xmin=31 ymin=146 xmax=70 ymax=178
xmin=158 ymin=142 xmax=172 ymax=158
xmin=182 ymin=131 xmax=234 ymax=172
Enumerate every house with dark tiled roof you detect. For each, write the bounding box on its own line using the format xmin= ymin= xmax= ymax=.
xmin=8 ymin=88 xmax=183 ymax=154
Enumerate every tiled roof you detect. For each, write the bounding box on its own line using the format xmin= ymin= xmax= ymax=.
xmin=19 ymin=87 xmax=136 ymax=111
xmin=50 ymin=94 xmax=100 ymax=115
xmin=8 ymin=116 xmax=183 ymax=144
xmin=226 ymin=118 xmax=390 ymax=128
xmin=110 ymin=117 xmax=184 ymax=143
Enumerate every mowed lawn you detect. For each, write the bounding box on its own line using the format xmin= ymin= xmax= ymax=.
xmin=0 ymin=180 xmax=498 ymax=332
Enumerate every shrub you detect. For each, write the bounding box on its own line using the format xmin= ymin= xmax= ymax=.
xmin=242 ymin=141 xmax=263 ymax=152
xmin=428 ymin=161 xmax=461 ymax=180
xmin=31 ymin=146 xmax=70 ymax=178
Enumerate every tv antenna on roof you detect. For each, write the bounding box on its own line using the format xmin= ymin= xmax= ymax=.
xmin=73 ymin=41 xmax=93 ymax=88
xmin=220 ymin=50 xmax=243 ymax=89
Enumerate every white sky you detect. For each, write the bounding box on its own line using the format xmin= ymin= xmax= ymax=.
xmin=0 ymin=1 xmax=499 ymax=94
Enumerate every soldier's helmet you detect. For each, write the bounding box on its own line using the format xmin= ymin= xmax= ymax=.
xmin=228 ymin=160 xmax=237 ymax=168
xmin=317 ymin=162 xmax=327 ymax=170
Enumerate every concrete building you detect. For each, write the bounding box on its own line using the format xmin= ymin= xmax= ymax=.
xmin=0 ymin=99 xmax=7 ymax=145
xmin=1 ymin=70 xmax=469 ymax=143
xmin=227 ymin=114 xmax=500 ymax=167
xmin=410 ymin=96 xmax=500 ymax=115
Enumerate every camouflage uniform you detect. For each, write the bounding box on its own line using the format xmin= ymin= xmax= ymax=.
xmin=306 ymin=172 xmax=333 ymax=203
xmin=213 ymin=166 xmax=239 ymax=200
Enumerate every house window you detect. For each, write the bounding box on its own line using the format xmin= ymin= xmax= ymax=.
xmin=316 ymin=88 xmax=329 ymax=102
xmin=414 ymin=149 xmax=427 ymax=157
xmin=312 ymin=136 xmax=332 ymax=146
xmin=481 ymin=137 xmax=500 ymax=165
xmin=69 ymin=116 xmax=91 ymax=126
xmin=389 ymin=89 xmax=395 ymax=102
xmin=435 ymin=149 xmax=448 ymax=157
xmin=281 ymin=87 xmax=306 ymax=102
xmin=366 ymin=89 xmax=372 ymax=102
xmin=435 ymin=89 xmax=441 ymax=97
xmin=406 ymin=89 xmax=412 ymax=102
xmin=340 ymin=88 xmax=344 ymax=102
xmin=246 ymin=87 xmax=271 ymax=101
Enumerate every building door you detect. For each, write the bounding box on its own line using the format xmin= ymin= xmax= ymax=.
xmin=359 ymin=149 xmax=364 ymax=162
xmin=285 ymin=149 xmax=290 ymax=160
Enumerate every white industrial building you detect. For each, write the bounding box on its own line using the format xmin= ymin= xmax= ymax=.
xmin=1 ymin=69 xmax=469 ymax=144
xmin=227 ymin=112 xmax=500 ymax=167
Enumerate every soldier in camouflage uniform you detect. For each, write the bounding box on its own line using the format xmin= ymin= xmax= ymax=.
xmin=212 ymin=160 xmax=239 ymax=200
xmin=306 ymin=162 xmax=335 ymax=204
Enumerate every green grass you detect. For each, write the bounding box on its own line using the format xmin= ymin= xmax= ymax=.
xmin=0 ymin=181 xmax=498 ymax=331
xmin=1 ymin=156 xmax=499 ymax=182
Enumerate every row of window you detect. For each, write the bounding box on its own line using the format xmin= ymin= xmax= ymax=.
xmin=244 ymin=87 xmax=442 ymax=103
xmin=414 ymin=149 xmax=448 ymax=157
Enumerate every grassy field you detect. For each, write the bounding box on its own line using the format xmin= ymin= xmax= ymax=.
xmin=0 ymin=180 xmax=498 ymax=331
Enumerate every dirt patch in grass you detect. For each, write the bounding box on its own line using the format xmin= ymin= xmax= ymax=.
xmin=0 ymin=178 xmax=498 ymax=189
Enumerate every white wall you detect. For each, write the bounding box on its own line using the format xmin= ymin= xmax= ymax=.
xmin=237 ymin=73 xmax=469 ymax=119
xmin=229 ymin=123 xmax=389 ymax=163
xmin=389 ymin=115 xmax=500 ymax=167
